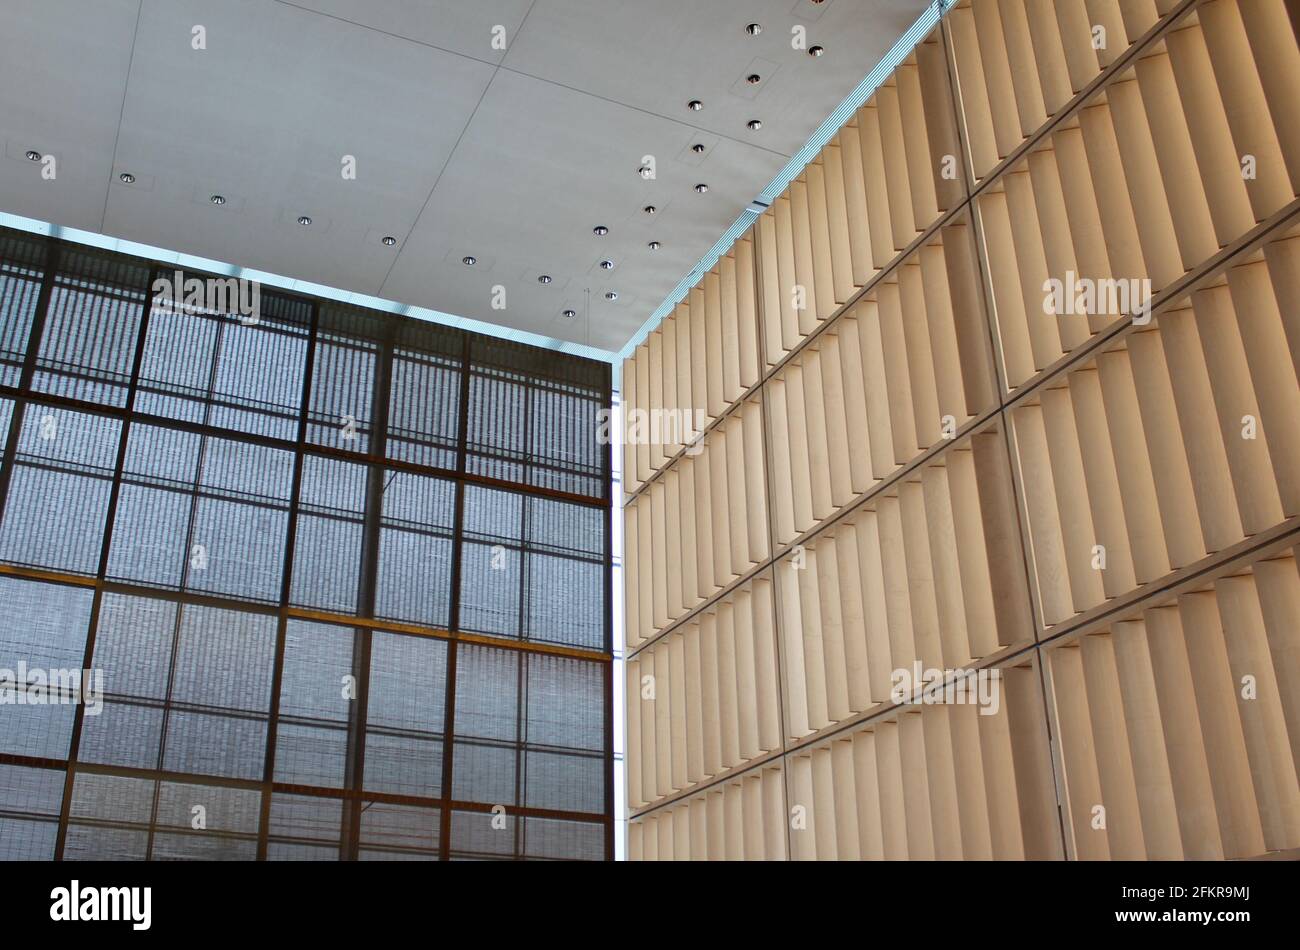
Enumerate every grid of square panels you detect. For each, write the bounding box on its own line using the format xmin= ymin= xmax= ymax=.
xmin=0 ymin=228 xmax=611 ymax=860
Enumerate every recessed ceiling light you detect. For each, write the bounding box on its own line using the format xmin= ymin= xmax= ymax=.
xmin=746 ymin=23 xmax=762 ymax=35
xmin=687 ymin=99 xmax=703 ymax=111
xmin=643 ymin=205 xmax=656 ymax=215
xmin=648 ymin=241 xmax=661 ymax=250
xmin=638 ymin=165 xmax=653 ymax=179
xmin=691 ymin=143 xmax=706 ymax=154
xmin=694 ymin=183 xmax=709 ymax=194
xmin=538 ymin=275 xmax=552 ymax=284
xmin=210 ymin=194 xmax=226 ymax=205
xmin=747 ymin=119 xmax=763 ymax=131
xmin=809 ymin=45 xmax=825 ymax=56
xmin=118 ymin=172 xmax=135 ymax=184
xmin=593 ymin=225 xmax=608 ymax=236
xmin=24 ymin=150 xmax=41 ymax=162
xmin=382 ymin=236 xmax=397 ymax=246
xmin=562 ymin=309 xmax=577 ymax=318
xmin=747 ymin=73 xmax=762 ymax=84
xmin=297 ymin=215 xmax=312 ymax=226
xmin=463 ymin=255 xmax=476 ymax=265
xmin=599 ymin=259 xmax=615 ymax=270
xmin=605 ymin=292 xmax=619 ymax=301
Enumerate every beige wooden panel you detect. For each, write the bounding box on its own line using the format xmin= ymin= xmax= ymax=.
xmin=917 ymin=32 xmax=965 ymax=213
xmin=899 ymin=479 xmax=945 ymax=672
xmin=751 ymin=577 xmax=782 ymax=754
xmin=821 ymin=143 xmax=858 ymax=304
xmin=1227 ymin=258 xmax=1300 ymax=515
xmin=1135 ymin=51 xmax=1219 ymax=270
xmin=898 ymin=711 xmax=937 ymax=859
xmin=634 ymin=343 xmax=651 ymax=484
xmin=805 ymin=161 xmax=838 ymax=320
xmin=673 ymin=799 xmax=690 ymax=860
xmin=947 ymin=4 xmax=999 ymax=180
xmin=1111 ymin=618 xmax=1185 ymax=859
xmin=978 ymin=676 xmax=1028 ymax=859
xmin=877 ymin=281 xmax=921 ymax=463
xmin=1027 ymin=147 xmax=1095 ymax=344
xmin=689 ymin=795 xmax=708 ymax=861
xmin=948 ymin=701 xmax=994 ymax=860
xmin=1053 ymin=127 xmax=1113 ymax=291
xmin=689 ymin=286 xmax=708 ymax=426
xmin=830 ymin=739 xmax=860 ymax=861
xmin=656 ymin=810 xmax=672 ymax=861
xmin=940 ymin=219 xmax=995 ymax=418
xmin=877 ymin=81 xmax=919 ymax=251
xmin=1238 ymin=0 xmax=1300 ymax=195
xmin=800 ymin=348 xmax=834 ymax=523
xmin=978 ymin=189 xmax=1036 ymax=388
xmin=1179 ymin=590 xmax=1268 ymax=858
xmin=998 ymin=0 xmax=1049 ymax=139
xmin=1192 ymin=286 xmax=1285 ymax=534
xmin=733 ymin=586 xmax=759 ymax=762
xmin=1024 ymin=0 xmax=1074 ymax=115
xmin=628 ymin=819 xmax=644 ymax=861
xmin=1086 ymin=0 xmax=1128 ymax=68
xmin=820 ymin=334 xmax=854 ymax=511
xmin=716 ymin=602 xmax=740 ymax=769
xmin=1215 ymin=574 xmax=1300 ymax=851
xmin=661 ymin=316 xmax=680 ymax=460
xmin=699 ymin=611 xmax=722 ymax=778
xmin=972 ymin=430 xmax=1035 ymax=646
xmin=624 ymin=504 xmax=639 ymax=651
xmin=947 ymin=444 xmax=1001 ymax=659
xmin=1067 ymin=367 xmax=1138 ymax=596
xmin=873 ymin=720 xmax=910 ymax=859
xmin=638 ymin=649 xmax=657 ymax=803
xmin=636 ymin=491 xmax=653 ymax=645
xmin=816 ymin=535 xmax=851 ymax=724
xmin=723 ymin=781 xmax=744 ymax=860
xmin=851 ymin=730 xmax=886 ymax=860
xmin=684 ymin=618 xmax=705 ymax=785
xmin=1013 ymin=403 xmax=1075 ymax=627
xmin=1094 ymin=349 xmax=1171 ymax=584
xmin=1041 ymin=384 xmax=1106 ymax=614
xmin=678 ymin=456 xmax=699 ymax=609
xmin=778 ymin=557 xmax=810 ymax=740
xmin=877 ymin=495 xmax=919 ymax=676
xmin=856 ymin=511 xmax=898 ymax=704
xmin=918 ymin=241 xmax=970 ymax=423
xmin=921 ymin=463 xmax=974 ymax=670
xmin=664 ymin=469 xmax=683 ymax=622
xmin=649 ymin=478 xmax=668 ymax=632
xmin=1103 ymin=78 xmax=1183 ymax=290
xmin=675 ymin=303 xmax=695 ymax=446
xmin=1003 ymin=169 xmax=1064 ymax=371
xmin=1004 ymin=664 xmax=1065 ymax=859
xmin=897 ymin=62 xmax=941 ymax=229
xmin=921 ymin=698 xmax=965 ymax=860
xmin=1117 ymin=0 xmax=1161 ymax=41
xmin=622 ymin=356 xmax=639 ymax=495
xmin=838 ymin=123 xmax=878 ymax=286
xmin=725 ymin=413 xmax=749 ymax=580
xmin=856 ymin=299 xmax=898 ymax=478
xmin=758 ymin=209 xmax=785 ymax=366
xmin=774 ymin=196 xmax=801 ymax=354
xmin=762 ymin=766 xmax=786 ymax=860
xmin=704 ymin=270 xmax=725 ymax=419
xmin=857 ymin=105 xmax=898 ymax=268
xmin=654 ymin=640 xmax=673 ymax=798
xmin=899 ymin=260 xmax=942 ymax=448
xmin=789 ymin=177 xmax=820 ymax=336
xmin=1054 ymin=0 xmax=1101 ymax=93
xmin=1254 ymin=554 xmax=1300 ymax=767
xmin=971 ymin=0 xmax=1023 ymax=159
xmin=669 ymin=631 xmax=688 ymax=791
xmin=1051 ymin=644 xmax=1111 ymax=859
xmin=742 ymin=772 xmax=765 ymax=860
xmin=708 ymin=428 xmax=732 ymax=587
xmin=836 ymin=316 xmax=875 ymax=494
xmin=720 ymin=254 xmax=743 ymax=406
xmin=648 ymin=329 xmax=665 ymax=471
xmin=797 ymin=544 xmax=830 ymax=732
xmin=767 ymin=377 xmax=797 ymax=546
xmin=784 ymin=363 xmax=815 ymax=535
xmin=735 ymin=236 xmax=761 ymax=388
xmin=706 ymin=788 xmax=724 ymax=859
xmin=790 ymin=753 xmax=817 ymax=860
xmin=811 ymin=747 xmax=838 ymax=860
xmin=1157 ymin=306 xmax=1246 ymax=552
xmin=1125 ymin=329 xmax=1207 ymax=568
xmin=835 ymin=523 xmax=873 ymax=714
xmin=626 ymin=658 xmax=643 ymax=808
xmin=742 ymin=399 xmax=768 ymax=563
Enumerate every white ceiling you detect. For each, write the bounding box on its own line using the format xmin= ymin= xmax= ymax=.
xmin=0 ymin=0 xmax=927 ymax=351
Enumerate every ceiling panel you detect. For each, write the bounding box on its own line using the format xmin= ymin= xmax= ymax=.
xmin=0 ymin=0 xmax=931 ymax=350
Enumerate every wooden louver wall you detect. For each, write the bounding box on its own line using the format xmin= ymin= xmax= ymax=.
xmin=623 ymin=0 xmax=1300 ymax=860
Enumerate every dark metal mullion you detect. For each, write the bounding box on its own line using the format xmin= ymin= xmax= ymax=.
xmin=0 ymin=239 xmax=60 ymax=534
xmin=343 ymin=322 xmax=393 ymax=859
xmin=52 ymin=261 xmax=159 ymax=861
xmin=438 ymin=331 xmax=472 ymax=859
xmin=259 ymin=299 xmax=319 ymax=859
xmin=601 ymin=365 xmax=614 ymax=860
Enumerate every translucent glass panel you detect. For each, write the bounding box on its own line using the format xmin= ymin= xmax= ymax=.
xmin=135 ymin=292 xmax=310 ymax=441
xmin=0 ymin=576 xmax=95 ymax=759
xmin=79 ymin=596 xmax=277 ymax=780
xmin=0 ymin=764 xmax=64 ymax=860
xmin=107 ymin=425 xmax=294 ymax=602
xmin=290 ymin=455 xmax=367 ymax=614
xmin=0 ymin=233 xmax=43 ymax=388
xmin=387 ymin=346 xmax=460 ymax=470
xmin=273 ymin=620 xmax=355 ymax=788
xmin=459 ymin=485 xmax=606 ymax=650
xmin=0 ymin=405 xmax=120 ymax=575
xmin=375 ymin=471 xmax=455 ymax=628
xmin=363 ymin=631 xmax=447 ymax=797
xmin=30 ymin=250 xmax=150 ymax=407
xmin=307 ymin=328 xmax=378 ymax=452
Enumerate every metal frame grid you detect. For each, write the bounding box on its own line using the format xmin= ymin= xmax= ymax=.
xmin=0 ymin=226 xmax=614 ymax=861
